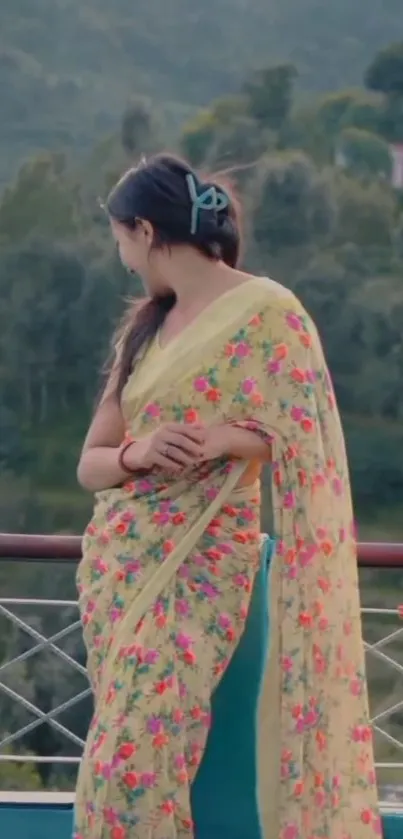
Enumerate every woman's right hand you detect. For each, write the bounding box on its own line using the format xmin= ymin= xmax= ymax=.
xmin=123 ymin=423 xmax=205 ymax=473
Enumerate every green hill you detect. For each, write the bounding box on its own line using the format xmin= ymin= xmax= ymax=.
xmin=1 ymin=0 xmax=402 ymax=179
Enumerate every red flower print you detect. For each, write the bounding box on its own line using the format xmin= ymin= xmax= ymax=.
xmin=183 ymin=649 xmax=196 ymax=665
xmin=172 ymin=512 xmax=186 ymax=525
xmin=293 ymin=780 xmax=303 ymax=797
xmin=111 ymin=827 xmax=126 ymax=839
xmin=222 ymin=504 xmax=237 ymax=517
xmin=251 ymin=391 xmax=264 ymax=407
xmin=274 ymin=342 xmax=288 ymax=360
xmin=299 ymin=331 xmax=312 ymax=348
xmin=153 ymin=732 xmax=169 ymax=749
xmin=163 ymin=539 xmax=175 ymax=555
xmin=115 ymin=521 xmax=129 ymax=536
xmin=206 ymin=387 xmax=221 ymax=402
xmin=301 ymin=417 xmax=315 ymax=432
xmin=154 ymin=680 xmax=168 ymax=695
xmin=291 ymin=368 xmax=305 ymax=383
xmin=299 ymin=611 xmax=313 ymax=628
xmin=123 ymin=771 xmax=139 ymax=788
xmin=118 ymin=742 xmax=136 ymax=760
xmin=224 ymin=343 xmax=235 ymax=357
xmin=360 ymin=809 xmax=372 ymax=825
xmin=248 ymin=313 xmax=262 ymax=327
xmin=184 ymin=408 xmax=198 ymax=423
xmin=233 ymin=531 xmax=248 ymax=544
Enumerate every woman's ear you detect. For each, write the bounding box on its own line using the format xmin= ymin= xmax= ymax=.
xmin=136 ymin=218 xmax=153 ymax=240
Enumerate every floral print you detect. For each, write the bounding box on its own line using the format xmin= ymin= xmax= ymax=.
xmin=74 ymin=278 xmax=379 ymax=839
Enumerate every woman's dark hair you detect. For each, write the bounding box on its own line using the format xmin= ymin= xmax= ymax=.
xmin=106 ymin=153 xmax=243 ymax=397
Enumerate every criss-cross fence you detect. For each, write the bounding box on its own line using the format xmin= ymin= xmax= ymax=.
xmin=1 ymin=534 xmax=403 ymax=800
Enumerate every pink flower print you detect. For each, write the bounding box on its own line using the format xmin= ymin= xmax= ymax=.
xmin=175 ymin=598 xmax=190 ymax=616
xmin=137 ymin=478 xmax=153 ymax=493
xmin=153 ymin=510 xmax=171 ymax=525
xmin=126 ymin=560 xmax=141 ymax=574
xmin=234 ymin=572 xmax=248 ymax=588
xmin=332 ymin=477 xmax=343 ymax=496
xmin=282 ymin=656 xmax=293 ymax=672
xmin=201 ymin=582 xmax=219 ymax=599
xmin=304 ymin=708 xmax=319 ymax=727
xmin=241 ymin=377 xmax=256 ymax=395
xmin=284 ymin=491 xmax=296 ymax=509
xmin=175 ymin=632 xmax=192 ymax=650
xmin=350 ymin=678 xmax=363 ymax=696
xmin=101 ymin=762 xmax=112 ymax=780
xmin=103 ymin=807 xmax=118 ymax=825
xmin=205 ymin=486 xmax=219 ymax=501
xmin=145 ymin=402 xmax=161 ymax=418
xmin=290 ymin=405 xmax=304 ymax=421
xmin=314 ymin=790 xmax=326 ymax=808
xmin=178 ymin=565 xmax=190 ymax=579
xmin=175 ymin=753 xmax=186 ymax=770
xmin=121 ymin=510 xmax=136 ymax=523
xmin=235 ymin=341 xmax=251 ymax=358
xmin=281 ymin=824 xmax=299 ymax=839
xmin=147 ymin=715 xmax=162 ymax=735
xmin=144 ymin=648 xmax=159 ymax=665
xmin=141 ymin=772 xmax=157 ymax=788
xmin=268 ymin=359 xmax=281 ymax=374
xmin=306 ymin=369 xmax=316 ymax=383
xmin=178 ymin=680 xmax=187 ymax=698
xmin=286 ymin=312 xmax=302 ymax=331
xmin=299 ymin=543 xmax=317 ymax=567
xmin=218 ymin=613 xmax=231 ymax=629
xmin=374 ymin=815 xmax=383 ymax=835
xmin=193 ymin=553 xmax=207 ymax=567
xmin=217 ymin=541 xmax=234 ymax=555
xmin=194 ymin=376 xmax=209 ymax=393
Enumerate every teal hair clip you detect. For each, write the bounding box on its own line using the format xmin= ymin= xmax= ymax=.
xmin=186 ymin=173 xmax=229 ymax=235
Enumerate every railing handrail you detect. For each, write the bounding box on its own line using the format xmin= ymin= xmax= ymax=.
xmin=1 ymin=532 xmax=403 ymax=565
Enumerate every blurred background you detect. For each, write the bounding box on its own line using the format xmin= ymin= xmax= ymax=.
xmin=1 ymin=0 xmax=403 ymax=800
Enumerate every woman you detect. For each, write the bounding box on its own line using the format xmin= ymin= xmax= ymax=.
xmin=74 ymin=154 xmax=380 ymax=839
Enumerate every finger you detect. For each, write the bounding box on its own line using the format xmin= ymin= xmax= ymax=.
xmin=157 ymin=442 xmax=197 ymax=467
xmin=165 ymin=423 xmax=205 ymax=443
xmin=164 ymin=431 xmax=203 ymax=458
xmin=153 ymin=452 xmax=182 ymax=472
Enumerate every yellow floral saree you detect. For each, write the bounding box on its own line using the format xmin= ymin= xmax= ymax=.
xmin=74 ymin=277 xmax=380 ymax=839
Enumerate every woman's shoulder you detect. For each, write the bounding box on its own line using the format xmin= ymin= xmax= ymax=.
xmin=249 ymin=276 xmax=309 ymax=319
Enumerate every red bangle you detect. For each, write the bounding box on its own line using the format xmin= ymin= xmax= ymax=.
xmin=118 ymin=440 xmax=136 ymax=474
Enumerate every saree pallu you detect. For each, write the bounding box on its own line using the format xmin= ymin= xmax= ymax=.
xmin=74 ymin=277 xmax=381 ymax=839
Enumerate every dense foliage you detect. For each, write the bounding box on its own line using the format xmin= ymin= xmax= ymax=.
xmin=1 ymin=25 xmax=403 ymax=790
xmin=1 ymin=0 xmax=403 ymax=180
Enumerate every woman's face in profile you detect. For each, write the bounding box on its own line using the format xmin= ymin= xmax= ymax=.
xmin=110 ymin=218 xmax=170 ymax=296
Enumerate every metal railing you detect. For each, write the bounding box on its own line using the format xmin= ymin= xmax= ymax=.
xmin=0 ymin=532 xmax=403 ymax=792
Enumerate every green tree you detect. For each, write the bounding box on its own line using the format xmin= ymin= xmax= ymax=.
xmin=252 ymin=152 xmax=336 ymax=253
xmin=244 ymin=64 xmax=297 ymax=131
xmin=365 ymin=42 xmax=403 ymax=96
xmin=337 ymin=127 xmax=392 ymax=178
